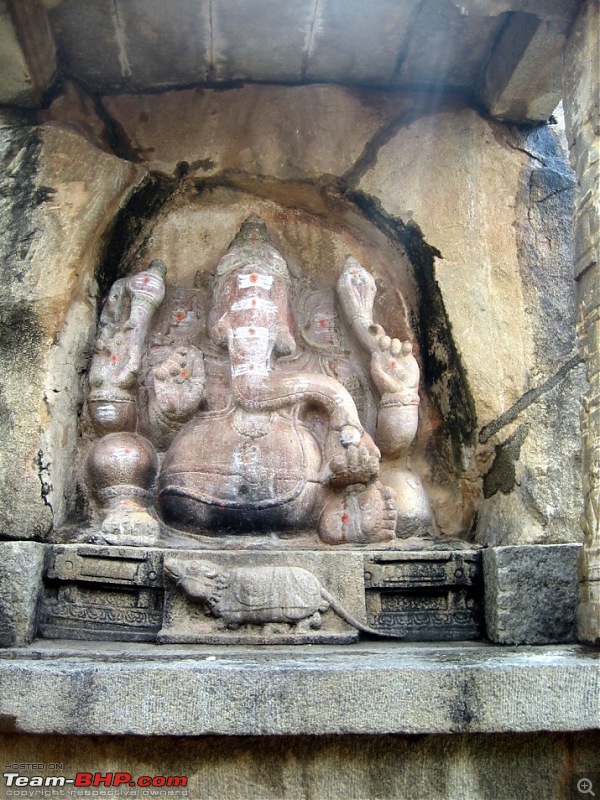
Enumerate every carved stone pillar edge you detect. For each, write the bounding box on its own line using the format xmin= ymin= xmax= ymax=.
xmin=562 ymin=0 xmax=600 ymax=644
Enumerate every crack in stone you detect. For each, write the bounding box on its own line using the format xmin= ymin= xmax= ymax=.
xmin=342 ymin=95 xmax=462 ymax=189
xmin=506 ymin=139 xmax=547 ymax=165
xmin=391 ymin=1 xmax=426 ymax=82
xmin=342 ymin=109 xmax=426 ymax=189
xmin=207 ymin=0 xmax=216 ymax=82
xmin=94 ymin=95 xmax=140 ymax=160
xmin=533 ymin=184 xmax=575 ymax=204
xmin=301 ymin=0 xmax=322 ymax=82
xmin=36 ymin=449 xmax=53 ymax=512
xmin=478 ymin=353 xmax=583 ymax=444
xmin=112 ymin=0 xmax=132 ymax=80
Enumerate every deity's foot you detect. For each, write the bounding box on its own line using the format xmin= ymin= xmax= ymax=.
xmin=318 ymin=482 xmax=397 ymax=544
xmin=380 ymin=466 xmax=435 ymax=538
xmin=99 ymin=507 xmax=161 ymax=547
xmin=323 ymin=442 xmax=380 ymax=488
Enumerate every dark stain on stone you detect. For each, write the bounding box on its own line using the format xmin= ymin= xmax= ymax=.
xmin=0 ymin=301 xmax=43 ymax=366
xmin=0 ymin=385 xmax=14 ymax=433
xmin=2 ymin=127 xmax=42 ymax=280
xmin=34 ymin=185 xmax=57 ymax=205
xmin=0 ymin=714 xmax=20 ymax=733
xmin=37 ymin=449 xmax=52 ymax=509
xmin=190 ymin=157 xmax=216 ymax=172
xmin=95 ymin=172 xmax=177 ymax=299
xmin=94 ymin=97 xmax=144 ymax=162
xmin=483 ymin=423 xmax=529 ymax=498
xmin=342 ymin=106 xmax=428 ymax=188
xmin=449 ymin=673 xmax=482 ymax=731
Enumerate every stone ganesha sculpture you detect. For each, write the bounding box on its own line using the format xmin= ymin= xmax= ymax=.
xmin=86 ymin=215 xmax=431 ymax=545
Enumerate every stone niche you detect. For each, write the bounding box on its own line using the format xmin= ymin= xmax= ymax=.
xmin=0 ymin=83 xmax=584 ymax=648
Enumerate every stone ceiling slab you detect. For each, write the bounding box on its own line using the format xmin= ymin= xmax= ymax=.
xmin=48 ymin=0 xmax=127 ymax=90
xmin=395 ymin=0 xmax=507 ymax=89
xmin=479 ymin=12 xmax=568 ymax=121
xmin=305 ymin=0 xmax=420 ymax=85
xmin=0 ymin=0 xmax=56 ymax=106
xmin=212 ymin=0 xmax=315 ymax=82
xmin=0 ymin=0 xmax=583 ymax=121
xmin=113 ymin=0 xmax=211 ymax=88
xmin=49 ymin=0 xmax=211 ymax=91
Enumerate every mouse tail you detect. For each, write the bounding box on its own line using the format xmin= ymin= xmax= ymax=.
xmin=320 ymin=589 xmax=404 ymax=640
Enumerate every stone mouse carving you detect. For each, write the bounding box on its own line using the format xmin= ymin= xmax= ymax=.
xmin=163 ymin=558 xmax=398 ymax=637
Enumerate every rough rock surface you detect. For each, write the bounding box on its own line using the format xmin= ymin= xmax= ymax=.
xmin=358 ymin=103 xmax=583 ymax=543
xmin=0 ymin=541 xmax=45 ymax=646
xmin=101 ymin=85 xmax=420 ymax=180
xmin=0 ymin=113 xmax=145 ymax=539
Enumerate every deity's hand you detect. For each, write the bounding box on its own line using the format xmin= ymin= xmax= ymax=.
xmin=153 ymin=346 xmax=206 ymax=420
xmin=371 ymin=337 xmax=420 ymax=404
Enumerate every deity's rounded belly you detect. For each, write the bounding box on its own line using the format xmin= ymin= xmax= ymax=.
xmin=158 ymin=408 xmax=322 ymax=531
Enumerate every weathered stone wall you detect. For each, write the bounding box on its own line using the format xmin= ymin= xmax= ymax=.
xmin=0 ymin=731 xmax=598 ymax=800
xmin=0 ymin=110 xmax=144 ymax=541
xmin=562 ymin=0 xmax=600 ymax=643
xmin=0 ymin=82 xmax=581 ymax=546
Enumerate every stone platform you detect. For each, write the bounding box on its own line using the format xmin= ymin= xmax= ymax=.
xmin=0 ymin=641 xmax=597 ymax=736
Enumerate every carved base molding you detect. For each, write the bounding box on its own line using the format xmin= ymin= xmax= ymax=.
xmin=1 ymin=541 xmax=584 ymax=647
xmin=34 ymin=543 xmax=485 ymax=645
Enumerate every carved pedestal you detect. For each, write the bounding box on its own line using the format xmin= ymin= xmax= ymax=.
xmin=34 ymin=543 xmax=485 ymax=645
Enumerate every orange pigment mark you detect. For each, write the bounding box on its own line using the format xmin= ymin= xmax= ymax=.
xmin=175 ymin=311 xmax=185 ymax=321
xmin=249 ymin=273 xmax=258 ymax=283
xmin=180 ymin=369 xmax=189 ymax=379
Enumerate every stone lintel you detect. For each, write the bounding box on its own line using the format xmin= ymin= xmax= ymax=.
xmin=0 ymin=641 xmax=597 ymax=736
xmin=0 ymin=0 xmax=56 ymax=107
xmin=478 ymin=11 xmax=567 ymax=122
